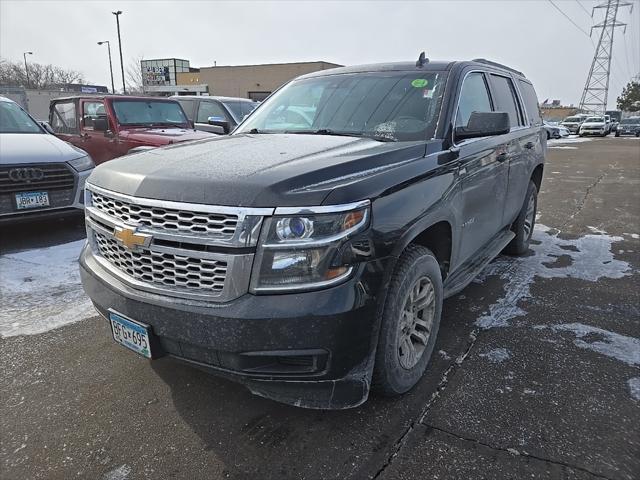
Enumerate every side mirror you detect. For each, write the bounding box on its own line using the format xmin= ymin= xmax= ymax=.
xmin=93 ymin=116 xmax=109 ymax=132
xmin=455 ymin=112 xmax=510 ymax=141
xmin=39 ymin=121 xmax=54 ymax=134
xmin=207 ymin=116 xmax=230 ymax=134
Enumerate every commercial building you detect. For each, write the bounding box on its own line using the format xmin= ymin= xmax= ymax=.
xmin=140 ymin=58 xmax=342 ymax=99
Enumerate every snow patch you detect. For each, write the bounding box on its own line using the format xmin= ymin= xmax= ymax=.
xmin=549 ymin=323 xmax=640 ymax=366
xmin=0 ymin=240 xmax=94 ymax=337
xmin=475 ymin=225 xmax=630 ymax=329
xmin=103 ymin=464 xmax=131 ymax=480
xmin=622 ymin=232 xmax=639 ymax=239
xmin=628 ymin=378 xmax=640 ymax=401
xmin=547 ymin=137 xmax=592 ymax=145
xmin=548 ymin=146 xmax=577 ymax=150
xmin=479 ymin=348 xmax=511 ymax=363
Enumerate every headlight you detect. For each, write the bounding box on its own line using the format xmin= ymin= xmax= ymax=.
xmin=250 ymin=200 xmax=370 ymax=292
xmin=68 ymin=155 xmax=95 ymax=172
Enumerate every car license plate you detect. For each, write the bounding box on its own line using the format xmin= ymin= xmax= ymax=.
xmin=109 ymin=311 xmax=152 ymax=358
xmin=15 ymin=191 xmax=49 ymax=210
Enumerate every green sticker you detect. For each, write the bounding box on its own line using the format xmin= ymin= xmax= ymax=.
xmin=411 ymin=79 xmax=428 ymax=88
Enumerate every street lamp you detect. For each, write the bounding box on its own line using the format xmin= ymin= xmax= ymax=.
xmin=112 ymin=10 xmax=126 ymax=94
xmin=98 ymin=41 xmax=115 ymax=94
xmin=23 ymin=51 xmax=33 ymax=89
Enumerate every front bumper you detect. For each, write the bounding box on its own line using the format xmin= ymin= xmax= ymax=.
xmin=80 ymin=244 xmax=392 ymax=409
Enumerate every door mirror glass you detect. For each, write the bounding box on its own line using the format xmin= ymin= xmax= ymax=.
xmin=207 ymin=116 xmax=230 ymax=133
xmin=455 ymin=111 xmax=510 ymax=141
xmin=39 ymin=121 xmax=54 ymax=134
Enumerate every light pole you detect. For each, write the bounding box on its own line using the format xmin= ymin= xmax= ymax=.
xmin=112 ymin=10 xmax=126 ymax=94
xmin=98 ymin=41 xmax=115 ymax=94
xmin=23 ymin=51 xmax=33 ymax=88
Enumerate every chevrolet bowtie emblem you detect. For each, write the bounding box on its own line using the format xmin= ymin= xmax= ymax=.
xmin=113 ymin=226 xmax=152 ymax=250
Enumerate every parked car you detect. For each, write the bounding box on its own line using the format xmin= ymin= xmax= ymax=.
xmin=615 ymin=117 xmax=640 ymax=137
xmin=543 ymin=121 xmax=569 ymax=139
xmin=80 ymin=56 xmax=545 ymax=409
xmin=560 ymin=115 xmax=584 ymax=134
xmin=48 ymin=96 xmax=212 ymax=164
xmin=0 ymin=96 xmax=94 ymax=223
xmin=604 ymin=114 xmax=613 ymax=134
xmin=171 ymin=95 xmax=259 ymax=134
xmin=579 ymin=116 xmax=608 ymax=136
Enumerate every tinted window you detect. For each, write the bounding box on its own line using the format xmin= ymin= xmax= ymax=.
xmin=0 ymin=101 xmax=42 ymax=134
xmin=196 ymin=101 xmax=227 ymax=123
xmin=176 ymin=99 xmax=195 ymax=120
xmin=456 ymin=72 xmax=492 ymax=128
xmin=51 ymin=101 xmax=77 ymax=134
xmin=490 ymin=74 xmax=522 ymax=128
xmin=517 ymin=80 xmax=542 ymax=126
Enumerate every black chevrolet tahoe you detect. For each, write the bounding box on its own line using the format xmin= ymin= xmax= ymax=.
xmin=80 ymin=55 xmax=546 ymax=409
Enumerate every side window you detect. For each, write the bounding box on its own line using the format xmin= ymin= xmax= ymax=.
xmin=517 ymin=80 xmax=542 ymax=126
xmin=196 ymin=101 xmax=226 ymax=123
xmin=490 ymin=74 xmax=522 ymax=128
xmin=82 ymin=101 xmax=106 ymax=130
xmin=456 ymin=73 xmax=492 ymax=128
xmin=51 ymin=102 xmax=77 ymax=134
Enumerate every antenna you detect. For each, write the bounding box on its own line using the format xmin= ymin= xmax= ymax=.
xmin=416 ymin=51 xmax=428 ymax=67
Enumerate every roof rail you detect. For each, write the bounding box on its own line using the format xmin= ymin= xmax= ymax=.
xmin=471 ymin=58 xmax=524 ymax=76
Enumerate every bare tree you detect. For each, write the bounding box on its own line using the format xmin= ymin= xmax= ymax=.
xmin=0 ymin=58 xmax=85 ymax=89
xmin=125 ymin=56 xmax=144 ymax=94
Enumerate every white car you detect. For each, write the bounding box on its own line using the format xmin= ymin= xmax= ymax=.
xmin=0 ymin=96 xmax=94 ymax=223
xmin=579 ymin=116 xmax=607 ymax=137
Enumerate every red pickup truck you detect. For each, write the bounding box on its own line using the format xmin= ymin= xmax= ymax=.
xmin=48 ymin=96 xmax=213 ymax=164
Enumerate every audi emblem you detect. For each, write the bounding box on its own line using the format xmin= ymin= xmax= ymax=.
xmin=8 ymin=168 xmax=45 ymax=182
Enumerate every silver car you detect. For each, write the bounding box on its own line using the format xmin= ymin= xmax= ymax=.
xmin=0 ymin=96 xmax=94 ymax=223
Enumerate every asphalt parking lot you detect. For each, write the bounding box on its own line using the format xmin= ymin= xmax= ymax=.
xmin=1 ymin=136 xmax=639 ymax=480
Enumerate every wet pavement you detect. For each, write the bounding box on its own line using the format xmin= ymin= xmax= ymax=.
xmin=1 ymin=137 xmax=639 ymax=479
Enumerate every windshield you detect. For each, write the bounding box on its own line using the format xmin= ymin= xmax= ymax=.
xmin=235 ymin=71 xmax=446 ymax=142
xmin=223 ymin=101 xmax=259 ymax=123
xmin=112 ymin=100 xmax=189 ymax=127
xmin=0 ymin=101 xmax=42 ymax=134
xmin=564 ymin=117 xmax=580 ymax=122
xmin=585 ymin=117 xmax=604 ymax=123
xmin=620 ymin=119 xmax=638 ymax=124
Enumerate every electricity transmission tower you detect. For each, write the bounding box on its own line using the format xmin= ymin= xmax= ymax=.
xmin=579 ymin=0 xmax=634 ymax=114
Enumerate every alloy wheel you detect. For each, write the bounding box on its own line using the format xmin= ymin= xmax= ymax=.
xmin=397 ymin=276 xmax=436 ymax=369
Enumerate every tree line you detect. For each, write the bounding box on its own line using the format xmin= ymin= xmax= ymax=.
xmin=0 ymin=58 xmax=85 ymax=90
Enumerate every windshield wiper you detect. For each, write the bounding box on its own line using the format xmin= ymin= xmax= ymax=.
xmin=284 ymin=129 xmax=396 ymax=142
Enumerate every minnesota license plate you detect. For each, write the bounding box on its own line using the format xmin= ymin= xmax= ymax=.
xmin=109 ymin=311 xmax=152 ymax=358
xmin=15 ymin=191 xmax=49 ymax=209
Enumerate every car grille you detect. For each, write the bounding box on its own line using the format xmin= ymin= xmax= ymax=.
xmin=91 ymin=190 xmax=239 ymax=238
xmin=0 ymin=163 xmax=75 ymax=194
xmin=94 ymin=230 xmax=227 ymax=293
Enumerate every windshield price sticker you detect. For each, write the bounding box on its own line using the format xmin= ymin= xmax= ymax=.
xmin=411 ymin=79 xmax=429 ymax=88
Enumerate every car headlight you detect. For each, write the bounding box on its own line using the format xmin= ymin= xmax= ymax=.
xmin=250 ymin=200 xmax=370 ymax=292
xmin=68 ymin=155 xmax=95 ymax=172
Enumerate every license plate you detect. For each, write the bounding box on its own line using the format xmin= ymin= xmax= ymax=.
xmin=15 ymin=191 xmax=49 ymax=210
xmin=109 ymin=311 xmax=152 ymax=358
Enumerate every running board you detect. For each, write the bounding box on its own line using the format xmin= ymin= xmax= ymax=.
xmin=442 ymin=229 xmax=515 ymax=299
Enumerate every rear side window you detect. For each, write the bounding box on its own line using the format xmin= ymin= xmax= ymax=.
xmin=456 ymin=72 xmax=492 ymax=128
xmin=490 ymin=74 xmax=522 ymax=128
xmin=518 ymin=80 xmax=542 ymax=126
xmin=51 ymin=102 xmax=77 ymax=134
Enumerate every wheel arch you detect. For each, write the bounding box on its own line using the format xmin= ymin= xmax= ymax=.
xmin=531 ymin=163 xmax=544 ymax=192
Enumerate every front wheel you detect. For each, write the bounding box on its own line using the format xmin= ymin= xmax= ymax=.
xmin=373 ymin=245 xmax=443 ymax=396
xmin=504 ymin=180 xmax=538 ymax=256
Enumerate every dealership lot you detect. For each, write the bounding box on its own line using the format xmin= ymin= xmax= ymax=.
xmin=1 ymin=137 xmax=639 ymax=479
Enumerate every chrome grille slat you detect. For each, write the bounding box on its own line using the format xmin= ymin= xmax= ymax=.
xmin=91 ymin=190 xmax=239 ymax=238
xmin=0 ymin=163 xmax=75 ymax=193
xmin=94 ymin=231 xmax=227 ymax=293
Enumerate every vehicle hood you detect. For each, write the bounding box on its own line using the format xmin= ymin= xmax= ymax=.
xmin=88 ymin=133 xmax=430 ymax=207
xmin=0 ymin=133 xmax=88 ymax=165
xmin=581 ymin=122 xmax=605 ymax=127
xmin=119 ymin=127 xmax=212 ymax=145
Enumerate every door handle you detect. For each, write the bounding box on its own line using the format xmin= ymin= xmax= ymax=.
xmin=525 ymin=142 xmax=535 ymax=149
xmin=496 ymin=152 xmax=509 ymax=162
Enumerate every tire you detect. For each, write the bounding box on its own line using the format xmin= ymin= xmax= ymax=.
xmin=546 ymin=131 xmax=551 ymax=140
xmin=504 ymin=180 xmax=538 ymax=256
xmin=615 ymin=133 xmax=620 ymax=137
xmin=372 ymin=245 xmax=443 ymax=396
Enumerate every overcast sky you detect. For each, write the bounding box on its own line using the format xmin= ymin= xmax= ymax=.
xmin=2 ymin=0 xmax=639 ymax=108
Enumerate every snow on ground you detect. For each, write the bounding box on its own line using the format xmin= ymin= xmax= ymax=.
xmin=479 ymin=348 xmax=511 ymax=363
xmin=474 ymin=224 xmax=631 ymax=329
xmin=548 ymin=145 xmax=577 ymax=150
xmin=0 ymin=240 xmax=94 ymax=337
xmin=547 ymin=136 xmax=592 ymax=145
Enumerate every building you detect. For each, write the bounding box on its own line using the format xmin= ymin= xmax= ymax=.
xmin=140 ymin=58 xmax=342 ymax=99
xmin=540 ymin=100 xmax=579 ymax=122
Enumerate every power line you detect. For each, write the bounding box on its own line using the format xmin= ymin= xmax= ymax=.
xmin=548 ymin=0 xmax=592 ymax=37
xmin=575 ymin=0 xmax=592 ymax=18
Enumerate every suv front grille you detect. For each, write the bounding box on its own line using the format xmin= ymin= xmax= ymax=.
xmin=0 ymin=163 xmax=75 ymax=194
xmin=94 ymin=231 xmax=227 ymax=292
xmin=91 ymin=190 xmax=238 ymax=238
